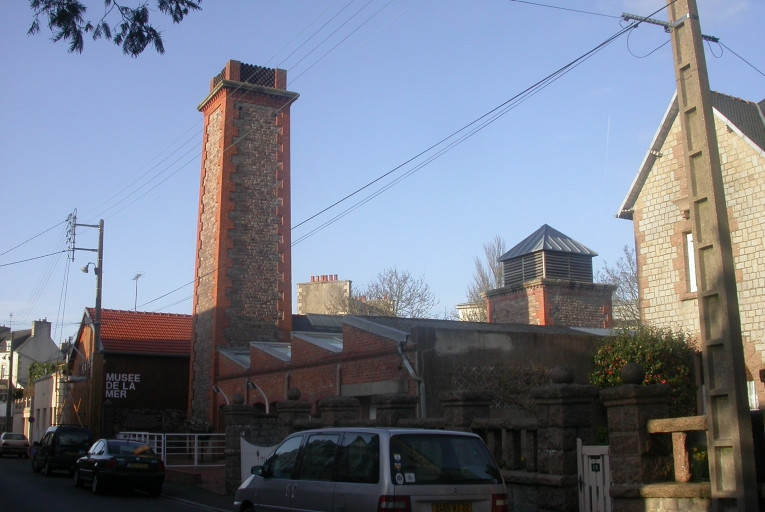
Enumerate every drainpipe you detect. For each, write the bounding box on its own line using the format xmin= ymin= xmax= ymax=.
xmin=397 ymin=336 xmax=426 ymax=418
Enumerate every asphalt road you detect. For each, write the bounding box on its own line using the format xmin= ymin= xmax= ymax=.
xmin=0 ymin=454 xmax=203 ymax=512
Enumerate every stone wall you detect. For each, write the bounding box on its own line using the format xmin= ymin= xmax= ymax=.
xmin=631 ymin=105 xmax=765 ymax=406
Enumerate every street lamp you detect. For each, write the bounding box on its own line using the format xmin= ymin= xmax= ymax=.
xmin=246 ymin=380 xmax=269 ymax=414
xmin=212 ymin=385 xmax=230 ymax=405
xmin=132 ymin=272 xmax=144 ymax=311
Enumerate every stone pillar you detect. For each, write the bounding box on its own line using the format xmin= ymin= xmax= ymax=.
xmin=223 ymin=404 xmax=257 ymax=495
xmin=440 ymin=390 xmax=493 ymax=431
xmin=372 ymin=394 xmax=418 ymax=427
xmin=319 ymin=397 xmax=360 ymax=426
xmin=276 ymin=399 xmax=311 ymax=437
xmin=532 ymin=380 xmax=599 ymax=511
xmin=600 ymin=383 xmax=673 ymax=511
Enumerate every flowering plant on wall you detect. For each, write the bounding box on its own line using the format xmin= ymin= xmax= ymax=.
xmin=589 ymin=325 xmax=698 ymax=417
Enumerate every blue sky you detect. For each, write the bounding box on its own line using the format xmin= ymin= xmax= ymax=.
xmin=1 ymin=0 xmax=762 ymax=344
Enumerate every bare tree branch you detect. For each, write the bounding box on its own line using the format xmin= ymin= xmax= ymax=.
xmin=463 ymin=235 xmax=506 ymax=322
xmin=596 ymin=245 xmax=640 ymax=326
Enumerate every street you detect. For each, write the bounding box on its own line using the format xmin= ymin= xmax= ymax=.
xmin=0 ymin=455 xmax=213 ymax=512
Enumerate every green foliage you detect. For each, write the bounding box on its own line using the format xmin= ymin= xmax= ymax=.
xmin=589 ymin=325 xmax=698 ymax=417
xmin=28 ymin=362 xmax=59 ymax=383
xmin=28 ymin=0 xmax=201 ymax=57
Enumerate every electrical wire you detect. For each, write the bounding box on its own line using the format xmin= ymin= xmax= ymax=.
xmin=626 ymin=28 xmax=671 ymax=58
xmin=508 ymin=0 xmax=621 ymax=19
xmin=53 ymin=255 xmax=72 ymax=343
xmin=0 ymin=250 xmax=68 ymax=268
xmin=290 ymin=0 xmax=396 ymax=84
xmin=718 ymin=42 xmax=765 ymax=78
xmin=0 ymin=220 xmax=66 ymax=258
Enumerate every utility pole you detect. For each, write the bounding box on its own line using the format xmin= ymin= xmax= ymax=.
xmin=662 ymin=0 xmax=757 ymax=508
xmin=69 ymin=212 xmax=105 ymax=439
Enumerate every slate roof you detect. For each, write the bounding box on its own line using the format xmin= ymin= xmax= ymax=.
xmin=498 ymin=224 xmax=597 ymax=262
xmin=85 ymin=308 xmax=192 ymax=356
xmin=618 ymin=91 xmax=765 ymax=220
xmin=0 ymin=329 xmax=32 ymax=351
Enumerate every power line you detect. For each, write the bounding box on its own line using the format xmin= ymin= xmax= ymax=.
xmin=718 ymin=42 xmax=765 ymax=78
xmin=508 ymin=0 xmax=621 ymax=19
xmin=0 ymin=220 xmax=66 ymax=258
xmin=0 ymin=250 xmax=68 ymax=268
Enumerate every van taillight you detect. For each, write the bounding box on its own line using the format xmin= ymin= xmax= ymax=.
xmin=378 ymin=496 xmax=411 ymax=512
xmin=491 ymin=493 xmax=509 ymax=512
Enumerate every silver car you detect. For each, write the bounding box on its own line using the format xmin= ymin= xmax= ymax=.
xmin=234 ymin=427 xmax=508 ymax=512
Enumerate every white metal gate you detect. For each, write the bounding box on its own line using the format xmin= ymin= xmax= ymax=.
xmin=240 ymin=438 xmax=277 ymax=484
xmin=577 ymin=439 xmax=611 ymax=512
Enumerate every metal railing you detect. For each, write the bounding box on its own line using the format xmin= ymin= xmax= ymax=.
xmin=117 ymin=431 xmax=226 ymax=467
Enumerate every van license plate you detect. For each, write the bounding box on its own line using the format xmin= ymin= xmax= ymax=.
xmin=432 ymin=503 xmax=472 ymax=512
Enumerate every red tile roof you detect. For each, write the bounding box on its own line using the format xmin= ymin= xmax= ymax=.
xmin=86 ymin=308 xmax=192 ymax=356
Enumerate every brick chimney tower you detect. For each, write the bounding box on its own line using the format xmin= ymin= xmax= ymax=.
xmin=189 ymin=61 xmax=298 ymax=427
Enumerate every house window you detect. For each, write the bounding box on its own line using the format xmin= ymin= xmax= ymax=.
xmin=685 ymin=233 xmax=698 ymax=293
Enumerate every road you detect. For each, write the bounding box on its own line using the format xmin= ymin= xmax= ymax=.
xmin=0 ymin=454 xmax=204 ymax=512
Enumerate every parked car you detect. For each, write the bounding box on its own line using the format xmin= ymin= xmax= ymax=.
xmin=234 ymin=428 xmax=509 ymax=512
xmin=0 ymin=432 xmax=30 ymax=458
xmin=31 ymin=424 xmax=92 ymax=476
xmin=73 ymin=439 xmax=165 ymax=496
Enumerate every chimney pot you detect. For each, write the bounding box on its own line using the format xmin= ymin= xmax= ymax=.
xmin=310 ymin=276 xmax=315 ymax=282
xmin=334 ymin=274 xmax=338 ymax=281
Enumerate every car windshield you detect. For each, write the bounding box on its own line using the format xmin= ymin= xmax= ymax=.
xmin=3 ymin=434 xmax=27 ymax=440
xmin=59 ymin=431 xmax=91 ymax=447
xmin=108 ymin=442 xmax=155 ymax=456
xmin=389 ymin=434 xmax=501 ymax=485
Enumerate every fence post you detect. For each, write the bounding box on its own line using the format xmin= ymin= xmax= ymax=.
xmin=528 ymin=365 xmax=599 ymax=512
xmin=372 ymin=394 xmax=418 ymax=427
xmin=600 ymin=363 xmax=672 ymax=511
xmin=440 ymin=390 xmax=493 ymax=432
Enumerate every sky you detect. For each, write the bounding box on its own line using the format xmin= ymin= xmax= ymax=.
xmin=0 ymin=0 xmax=762 ymax=345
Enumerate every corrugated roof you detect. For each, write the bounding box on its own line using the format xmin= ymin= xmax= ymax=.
xmin=86 ymin=308 xmax=191 ymax=356
xmin=498 ymin=224 xmax=597 ymax=262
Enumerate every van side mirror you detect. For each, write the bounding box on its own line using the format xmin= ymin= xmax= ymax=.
xmin=251 ymin=465 xmax=264 ymax=477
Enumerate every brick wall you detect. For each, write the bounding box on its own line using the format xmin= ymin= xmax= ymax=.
xmin=632 ymin=109 xmax=765 ymax=406
xmin=190 ymin=61 xmax=298 ymax=426
xmin=487 ymin=278 xmax=614 ymax=328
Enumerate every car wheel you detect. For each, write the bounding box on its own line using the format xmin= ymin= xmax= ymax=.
xmin=74 ymin=469 xmax=84 ymax=488
xmin=32 ymin=458 xmax=41 ymax=473
xmin=44 ymin=460 xmax=53 ymax=476
xmin=242 ymin=507 xmax=255 ymax=512
xmin=148 ymin=484 xmax=162 ymax=497
xmin=92 ymin=471 xmax=105 ymax=495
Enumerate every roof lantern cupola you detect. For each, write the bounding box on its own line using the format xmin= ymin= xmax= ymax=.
xmin=498 ymin=224 xmax=597 ymax=286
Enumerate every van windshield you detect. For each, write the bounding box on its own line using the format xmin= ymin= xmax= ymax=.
xmin=389 ymin=434 xmax=501 ymax=485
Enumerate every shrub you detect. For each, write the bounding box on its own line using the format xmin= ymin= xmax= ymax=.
xmin=589 ymin=325 xmax=698 ymax=417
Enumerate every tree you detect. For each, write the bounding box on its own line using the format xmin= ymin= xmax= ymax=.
xmin=596 ymin=245 xmax=640 ymax=326
xmin=462 ymin=235 xmax=506 ymax=322
xmin=28 ymin=0 xmax=201 ymax=57
xmin=589 ymin=325 xmax=698 ymax=417
xmin=327 ymin=267 xmax=438 ymax=318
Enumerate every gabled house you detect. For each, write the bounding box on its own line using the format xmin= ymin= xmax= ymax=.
xmin=1 ymin=320 xmax=64 ymax=432
xmin=617 ymin=91 xmax=765 ymax=409
xmin=68 ymin=308 xmax=192 ymax=438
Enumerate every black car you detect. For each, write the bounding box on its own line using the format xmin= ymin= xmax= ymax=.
xmin=74 ymin=439 xmax=165 ymax=496
xmin=31 ymin=425 xmax=92 ymax=475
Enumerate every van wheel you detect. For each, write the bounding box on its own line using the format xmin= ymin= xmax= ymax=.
xmin=44 ymin=460 xmax=53 ymax=476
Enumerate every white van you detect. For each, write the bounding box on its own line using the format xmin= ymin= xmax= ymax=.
xmin=234 ymin=427 xmax=508 ymax=512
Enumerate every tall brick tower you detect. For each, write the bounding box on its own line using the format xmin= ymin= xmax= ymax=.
xmin=189 ymin=61 xmax=298 ymax=427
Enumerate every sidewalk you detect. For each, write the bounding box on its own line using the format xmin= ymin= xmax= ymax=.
xmin=162 ymin=466 xmax=233 ymax=511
